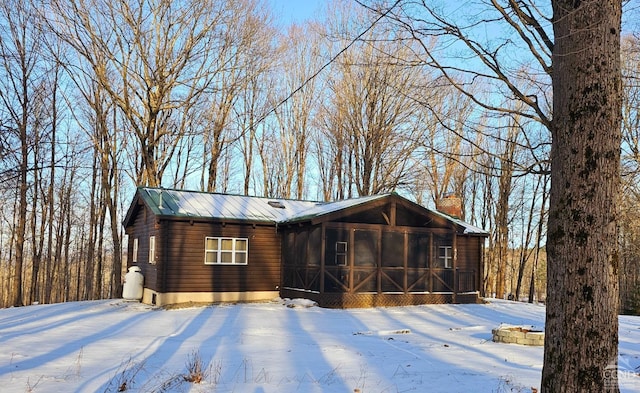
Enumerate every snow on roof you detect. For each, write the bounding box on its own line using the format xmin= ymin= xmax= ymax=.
xmin=429 ymin=208 xmax=489 ymax=235
xmin=140 ymin=187 xmax=320 ymax=223
xmin=280 ymin=193 xmax=390 ymax=223
xmin=136 ymin=187 xmax=488 ymax=235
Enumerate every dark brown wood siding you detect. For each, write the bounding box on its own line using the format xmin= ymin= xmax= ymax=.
xmin=159 ymin=220 xmax=281 ymax=293
xmin=125 ymin=204 xmax=160 ymax=290
xmin=456 ymin=235 xmax=483 ymax=292
xmin=456 ymin=236 xmax=482 ymax=270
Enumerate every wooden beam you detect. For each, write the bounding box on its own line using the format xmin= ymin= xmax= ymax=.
xmin=404 ymin=231 xmax=408 ymax=293
xmin=381 ymin=212 xmax=391 ymax=225
xmin=349 ymin=229 xmax=354 ymax=293
xmin=377 ymin=229 xmax=382 ymax=293
xmin=453 ymin=234 xmax=458 ymax=303
xmin=390 ymin=201 xmax=396 ymax=226
xmin=428 ymin=233 xmax=433 ymax=293
xmin=320 ymin=224 xmax=326 ymax=293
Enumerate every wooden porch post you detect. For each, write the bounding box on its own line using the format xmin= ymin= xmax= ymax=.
xmin=349 ymin=229 xmax=354 ymax=293
xmin=453 ymin=234 xmax=458 ymax=303
xmin=479 ymin=238 xmax=484 ymax=297
xmin=428 ymin=232 xmax=433 ymax=293
xmin=377 ymin=229 xmax=382 ymax=294
xmin=403 ymin=232 xmax=408 ymax=294
xmin=320 ymin=224 xmax=325 ymax=294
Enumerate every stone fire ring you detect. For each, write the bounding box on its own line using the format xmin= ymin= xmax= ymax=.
xmin=492 ymin=324 xmax=545 ymax=346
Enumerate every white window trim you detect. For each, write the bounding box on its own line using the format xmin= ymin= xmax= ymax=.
xmin=335 ymin=241 xmax=348 ymax=266
xmin=204 ymin=237 xmax=248 ymax=265
xmin=149 ymin=235 xmax=156 ymax=264
xmin=439 ymin=246 xmax=453 ymax=269
xmin=132 ymin=238 xmax=139 ymax=263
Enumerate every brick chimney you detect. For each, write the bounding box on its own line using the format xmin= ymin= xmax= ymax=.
xmin=436 ymin=194 xmax=463 ymax=219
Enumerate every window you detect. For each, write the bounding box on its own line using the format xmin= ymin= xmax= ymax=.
xmin=439 ymin=246 xmax=453 ymax=268
xmin=149 ymin=236 xmax=156 ymax=264
xmin=325 ymin=228 xmax=349 ymax=266
xmin=132 ymin=238 xmax=139 ymax=263
xmin=205 ymin=237 xmax=248 ymax=265
xmin=335 ymin=241 xmax=348 ymax=266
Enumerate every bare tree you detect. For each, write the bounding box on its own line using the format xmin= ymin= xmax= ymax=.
xmin=0 ymin=0 xmax=49 ymax=306
xmin=222 ymin=13 xmax=278 ymax=197
xmin=56 ymin=41 xmax=129 ymax=298
xmin=315 ymin=74 xmax=350 ymax=200
xmin=619 ymin=34 xmax=640 ymax=313
xmin=197 ymin=0 xmax=275 ymax=192
xmin=492 ymin=119 xmax=520 ymax=300
xmin=236 ymin=69 xmax=274 ymax=196
xmin=468 ymin=113 xmax=527 ymax=299
xmin=372 ymin=0 xmax=553 ymax=165
xmin=28 ymin=65 xmax=63 ymax=305
xmin=320 ymin=5 xmax=425 ymax=197
xmin=411 ymin=83 xmax=476 ymax=208
xmin=48 ymin=0 xmax=232 ymax=187
xmin=513 ymin=168 xmax=549 ymax=301
xmin=263 ymin=23 xmax=322 ymax=199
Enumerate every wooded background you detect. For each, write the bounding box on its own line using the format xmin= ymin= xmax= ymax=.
xmin=0 ymin=0 xmax=638 ymax=311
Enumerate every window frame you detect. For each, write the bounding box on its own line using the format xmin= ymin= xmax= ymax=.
xmin=438 ymin=246 xmax=453 ymax=269
xmin=204 ymin=237 xmax=249 ymax=265
xmin=335 ymin=241 xmax=348 ymax=266
xmin=149 ymin=235 xmax=156 ymax=264
xmin=132 ymin=238 xmax=139 ymax=263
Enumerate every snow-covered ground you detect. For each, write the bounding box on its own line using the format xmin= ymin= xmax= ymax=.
xmin=0 ymin=298 xmax=638 ymax=392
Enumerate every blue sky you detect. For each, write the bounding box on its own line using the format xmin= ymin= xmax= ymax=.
xmin=268 ymin=0 xmax=326 ymax=24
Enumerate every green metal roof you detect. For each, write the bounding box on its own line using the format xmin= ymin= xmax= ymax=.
xmin=128 ymin=187 xmax=488 ymax=235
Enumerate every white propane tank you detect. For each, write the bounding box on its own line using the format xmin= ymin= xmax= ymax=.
xmin=122 ymin=266 xmax=144 ymax=301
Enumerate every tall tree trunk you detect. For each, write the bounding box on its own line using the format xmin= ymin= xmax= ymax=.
xmin=4 ymin=194 xmax=18 ymax=308
xmin=0 ymin=219 xmax=5 ymax=307
xmin=529 ymin=172 xmax=549 ymax=303
xmin=51 ymin=193 xmax=66 ymax=303
xmin=243 ymin=124 xmax=255 ymax=195
xmin=515 ymin=174 xmax=544 ymax=300
xmin=29 ymin=136 xmax=42 ymax=305
xmin=62 ymin=167 xmax=76 ymax=302
xmin=495 ymin=126 xmax=517 ymax=299
xmin=12 ymin=100 xmax=28 ymax=308
xmin=63 ymin=207 xmax=72 ymax=302
xmin=94 ymin=195 xmax=106 ymax=300
xmin=75 ymin=230 xmax=85 ymax=301
xmin=44 ymin=66 xmax=58 ymax=303
xmin=85 ymin=153 xmax=98 ymax=300
xmin=107 ymin=150 xmax=123 ymax=298
xmin=542 ymin=1 xmax=622 ymax=391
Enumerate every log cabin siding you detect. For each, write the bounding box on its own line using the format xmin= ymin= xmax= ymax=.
xmin=159 ymin=220 xmax=281 ymax=293
xmin=123 ymin=188 xmax=488 ymax=307
xmin=125 ymin=203 xmax=159 ymax=291
xmin=456 ymin=236 xmax=482 ymax=270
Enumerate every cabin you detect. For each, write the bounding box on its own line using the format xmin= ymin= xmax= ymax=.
xmin=123 ymin=187 xmax=488 ymax=308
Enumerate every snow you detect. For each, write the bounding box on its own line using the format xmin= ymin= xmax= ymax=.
xmin=134 ymin=188 xmax=489 ymax=236
xmin=1 ymin=299 xmax=639 ymax=392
